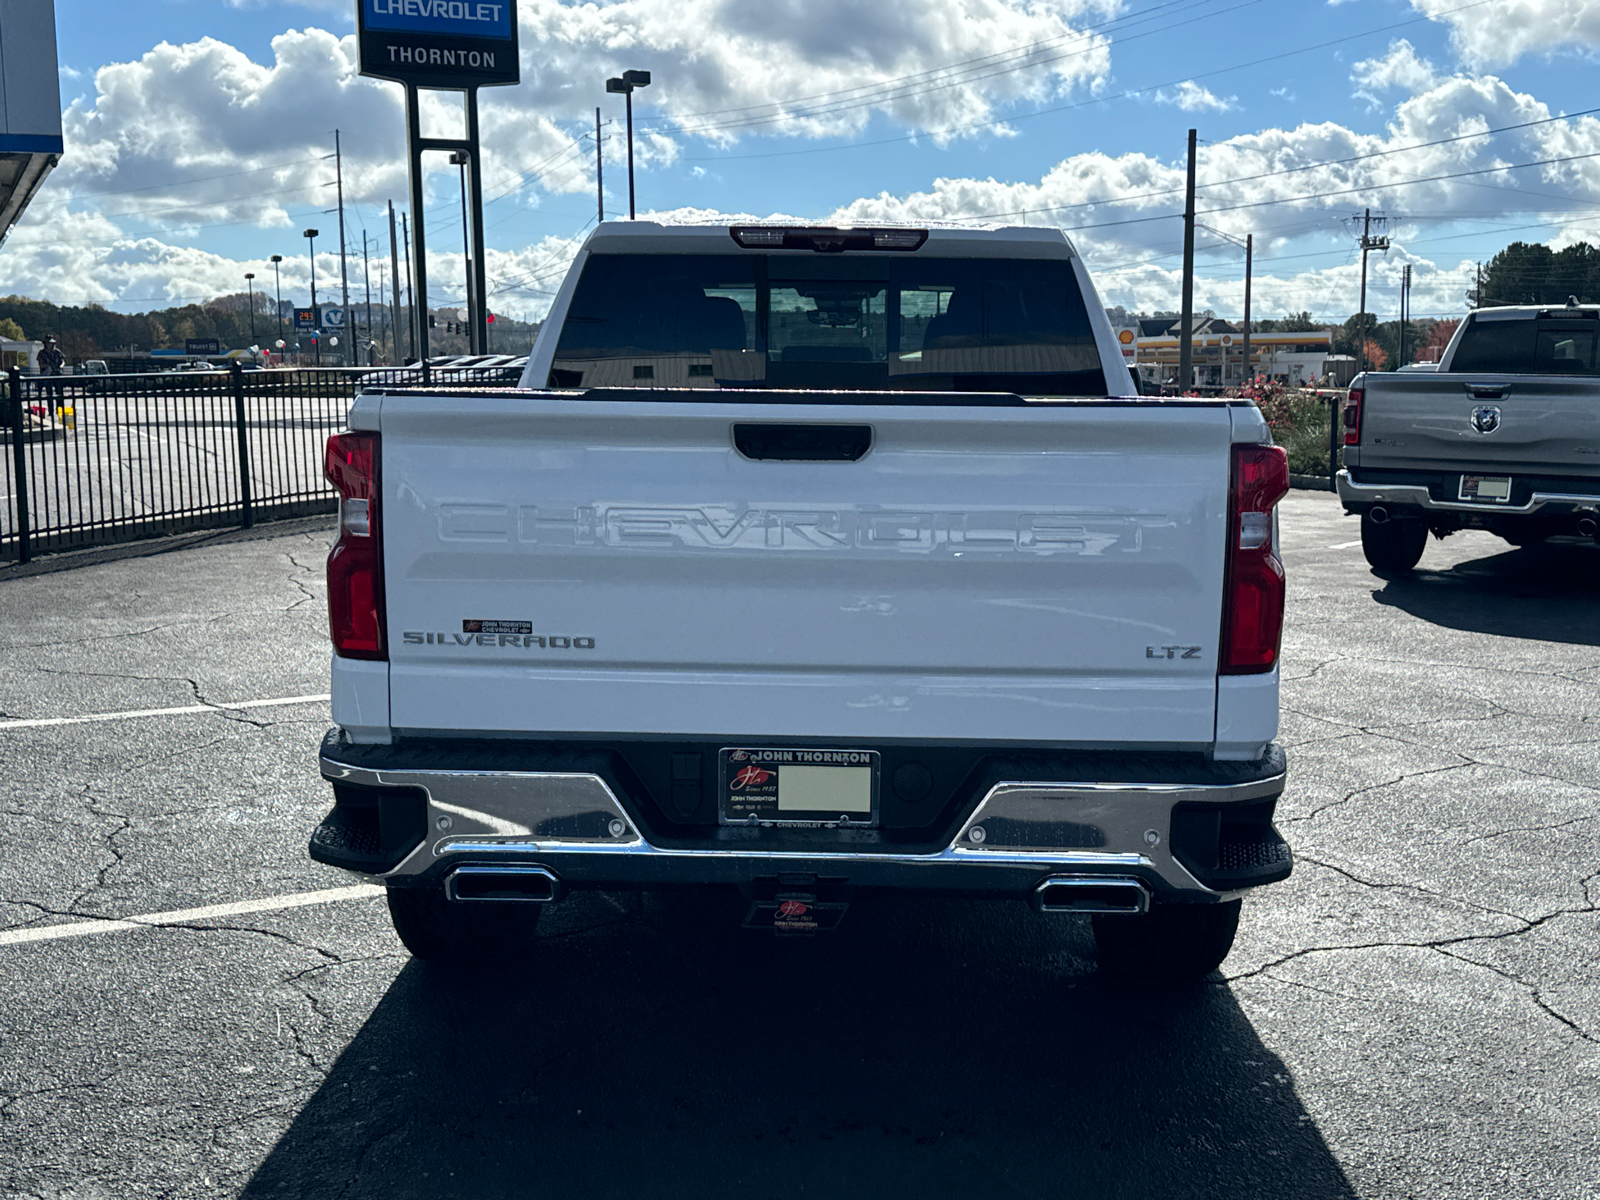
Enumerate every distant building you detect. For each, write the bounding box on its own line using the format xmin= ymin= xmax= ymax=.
xmin=1135 ymin=318 xmax=1337 ymax=388
xmin=1 ymin=336 xmax=41 ymax=371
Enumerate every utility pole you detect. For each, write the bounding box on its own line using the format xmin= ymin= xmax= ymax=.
xmin=1178 ymin=128 xmax=1197 ymax=392
xmin=389 ymin=201 xmax=404 ymax=365
xmin=361 ymin=230 xmax=375 ymax=366
xmin=596 ymin=107 xmax=604 ymax=223
xmin=451 ymin=150 xmax=477 ymax=353
xmin=402 ymin=211 xmax=416 ymax=362
xmin=332 ymin=131 xmax=353 ymax=365
xmin=1475 ymin=261 xmax=1483 ymax=309
xmin=1399 ymin=263 xmax=1411 ymax=366
xmin=1356 ymin=208 xmax=1390 ymax=375
xmin=1241 ymin=233 xmax=1253 ymax=386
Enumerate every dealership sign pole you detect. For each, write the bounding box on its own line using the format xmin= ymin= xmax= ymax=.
xmin=357 ymin=0 xmax=519 ymax=368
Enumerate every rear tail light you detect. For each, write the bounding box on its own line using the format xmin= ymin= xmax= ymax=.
xmin=1221 ymin=444 xmax=1289 ymax=675
xmin=325 ymin=432 xmax=386 ymax=660
xmin=1343 ymin=387 xmax=1363 ymax=446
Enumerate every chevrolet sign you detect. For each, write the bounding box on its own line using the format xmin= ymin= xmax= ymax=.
xmin=357 ymin=0 xmax=519 ymax=89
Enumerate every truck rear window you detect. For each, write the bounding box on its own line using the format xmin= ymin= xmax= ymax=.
xmin=1451 ymin=314 xmax=1600 ymax=374
xmin=549 ymin=254 xmax=1107 ymax=396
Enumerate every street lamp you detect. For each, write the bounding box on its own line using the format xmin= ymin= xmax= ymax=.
xmin=304 ymin=228 xmax=320 ymax=365
xmin=270 ymin=255 xmax=284 ymax=349
xmin=605 ymin=69 xmax=651 ymax=219
xmin=244 ymin=272 xmax=257 ymax=342
xmin=449 ymin=149 xmax=475 ymax=352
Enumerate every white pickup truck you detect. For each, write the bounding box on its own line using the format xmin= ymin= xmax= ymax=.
xmin=311 ymin=221 xmax=1293 ymax=979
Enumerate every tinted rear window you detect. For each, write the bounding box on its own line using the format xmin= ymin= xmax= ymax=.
xmin=550 ymin=253 xmax=1107 ymax=396
xmin=1451 ymin=315 xmax=1600 ymax=374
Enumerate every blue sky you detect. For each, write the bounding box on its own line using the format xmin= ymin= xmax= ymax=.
xmin=19 ymin=0 xmax=1600 ymax=324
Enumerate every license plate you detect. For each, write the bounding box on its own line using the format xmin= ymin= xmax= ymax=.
xmin=719 ymin=748 xmax=880 ymax=827
xmin=1459 ymin=475 xmax=1512 ymax=503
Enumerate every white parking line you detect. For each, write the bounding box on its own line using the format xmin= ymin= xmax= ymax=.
xmin=1328 ymin=540 xmax=1363 ymax=550
xmin=0 ymin=884 xmax=383 ymax=948
xmin=0 ymin=693 xmax=331 ymax=731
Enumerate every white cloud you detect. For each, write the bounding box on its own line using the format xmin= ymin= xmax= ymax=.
xmin=1351 ymin=39 xmax=1439 ymax=106
xmin=1153 ymin=81 xmax=1236 ymax=112
xmin=46 ymin=0 xmax=1120 ymax=226
xmin=1409 ymin=0 xmax=1600 ymax=66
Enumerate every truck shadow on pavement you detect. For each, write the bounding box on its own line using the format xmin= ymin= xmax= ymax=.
xmin=241 ymin=890 xmax=1355 ymax=1200
xmin=1371 ymin=539 xmax=1600 ymax=646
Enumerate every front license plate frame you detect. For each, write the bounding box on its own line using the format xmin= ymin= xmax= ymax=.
xmin=718 ymin=748 xmax=880 ymax=828
xmin=1459 ymin=474 xmax=1513 ymax=503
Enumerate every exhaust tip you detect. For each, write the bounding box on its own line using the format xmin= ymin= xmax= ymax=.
xmin=1035 ymin=875 xmax=1151 ymax=915
xmin=1579 ymin=518 xmax=1597 ymax=538
xmin=446 ymin=865 xmax=562 ymax=903
xmin=1369 ymin=505 xmax=1389 ymax=525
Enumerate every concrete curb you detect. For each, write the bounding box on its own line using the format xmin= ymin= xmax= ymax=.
xmin=1289 ymin=473 xmax=1335 ymax=492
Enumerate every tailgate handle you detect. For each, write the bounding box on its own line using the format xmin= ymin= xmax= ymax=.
xmin=734 ymin=423 xmax=872 ymax=462
xmin=1467 ymin=384 xmax=1509 ymax=400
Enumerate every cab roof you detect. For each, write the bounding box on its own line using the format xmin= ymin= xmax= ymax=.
xmin=581 ymin=219 xmax=1080 ymax=260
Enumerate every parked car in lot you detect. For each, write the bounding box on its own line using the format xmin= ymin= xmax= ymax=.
xmin=1340 ymin=302 xmax=1600 ymax=570
xmin=311 ymin=221 xmax=1295 ymax=979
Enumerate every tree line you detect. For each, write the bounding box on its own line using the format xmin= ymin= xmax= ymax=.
xmin=0 ymin=293 xmax=540 ymax=363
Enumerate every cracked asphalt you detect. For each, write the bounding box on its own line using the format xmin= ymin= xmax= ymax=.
xmin=1 ymin=493 xmax=1597 ymax=1199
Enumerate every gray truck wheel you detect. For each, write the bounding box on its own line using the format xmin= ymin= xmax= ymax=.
xmin=1361 ymin=514 xmax=1428 ymax=572
xmin=385 ymin=884 xmax=541 ymax=962
xmin=1092 ymin=899 xmax=1241 ymax=980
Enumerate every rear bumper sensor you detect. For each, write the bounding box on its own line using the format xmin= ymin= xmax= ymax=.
xmin=321 ymin=742 xmax=1287 ymax=900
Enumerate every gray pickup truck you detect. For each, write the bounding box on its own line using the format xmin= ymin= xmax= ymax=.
xmin=1339 ymin=302 xmax=1600 ymax=570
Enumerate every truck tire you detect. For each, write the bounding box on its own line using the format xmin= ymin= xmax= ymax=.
xmin=1092 ymin=899 xmax=1241 ymax=980
xmin=385 ymin=884 xmax=541 ymax=962
xmin=1361 ymin=514 xmax=1427 ymax=572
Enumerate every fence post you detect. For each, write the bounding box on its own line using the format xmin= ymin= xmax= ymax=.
xmin=1327 ymin=392 xmax=1339 ymax=493
xmin=8 ymin=366 xmax=29 ymax=564
xmin=230 ymin=361 xmax=254 ymax=529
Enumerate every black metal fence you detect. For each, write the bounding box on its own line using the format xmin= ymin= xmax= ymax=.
xmin=2 ymin=362 xmax=521 ymax=563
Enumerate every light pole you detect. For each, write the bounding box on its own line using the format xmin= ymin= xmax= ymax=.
xmin=605 ymin=69 xmax=651 ymax=219
xmin=304 ymin=228 xmax=320 ymax=365
xmin=244 ymin=272 xmax=257 ymax=343
xmin=270 ymin=255 xmax=284 ymax=350
xmin=450 ymin=149 xmax=476 ymax=352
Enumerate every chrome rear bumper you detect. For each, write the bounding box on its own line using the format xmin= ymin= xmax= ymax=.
xmin=1337 ymin=469 xmax=1600 ymax=515
xmin=318 ymin=745 xmax=1289 ymax=901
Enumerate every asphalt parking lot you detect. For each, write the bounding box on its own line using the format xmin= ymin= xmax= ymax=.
xmin=1 ymin=490 xmax=1596 ymax=1199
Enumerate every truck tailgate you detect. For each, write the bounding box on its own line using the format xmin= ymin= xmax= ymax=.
xmin=1357 ymin=373 xmax=1600 ymax=476
xmin=379 ymin=394 xmax=1234 ymax=747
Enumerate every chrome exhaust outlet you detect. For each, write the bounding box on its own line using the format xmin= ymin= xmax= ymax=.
xmin=1579 ymin=518 xmax=1597 ymax=538
xmin=445 ymin=865 xmax=563 ymax=903
xmin=1369 ymin=505 xmax=1389 ymax=525
xmin=1034 ymin=875 xmax=1151 ymax=915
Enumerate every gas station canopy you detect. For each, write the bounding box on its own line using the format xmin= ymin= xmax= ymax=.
xmin=0 ymin=0 xmax=62 ymax=240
